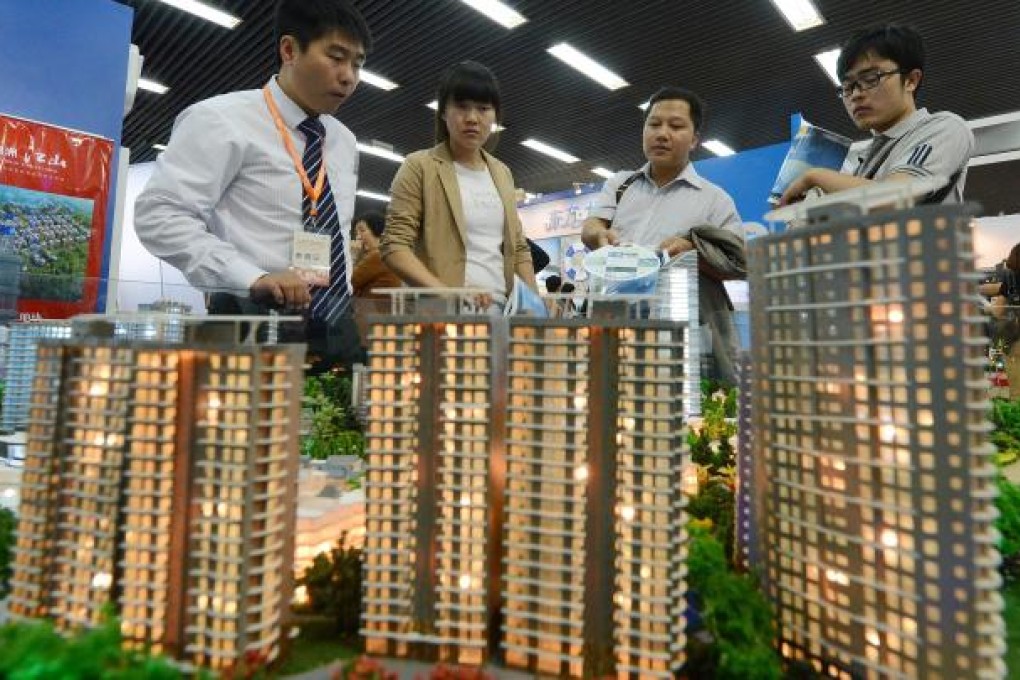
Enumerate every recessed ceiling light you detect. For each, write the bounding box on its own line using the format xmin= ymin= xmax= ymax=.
xmin=547 ymin=43 xmax=628 ymax=91
xmin=360 ymin=69 xmax=399 ymax=91
xmin=703 ymin=139 xmax=736 ymax=157
xmin=156 ymin=0 xmax=240 ymax=29
xmin=769 ymin=0 xmax=825 ymax=31
xmin=357 ymin=142 xmax=405 ymax=164
xmin=456 ymin=0 xmax=527 ymax=29
xmin=592 ymin=167 xmax=616 ymax=179
xmin=138 ymin=78 xmax=169 ymax=95
xmin=521 ymin=139 xmax=579 ymax=164
xmin=357 ymin=189 xmax=391 ymax=203
xmin=153 ymin=144 xmax=168 ymax=151
xmin=814 ymin=48 xmax=841 ymax=86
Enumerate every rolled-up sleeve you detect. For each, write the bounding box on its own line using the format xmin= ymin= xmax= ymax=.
xmin=587 ymin=171 xmax=629 ymax=222
xmin=380 ymin=154 xmax=425 ymax=260
xmin=134 ymin=104 xmax=263 ymax=294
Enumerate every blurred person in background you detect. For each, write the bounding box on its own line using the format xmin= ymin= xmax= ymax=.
xmin=351 ymin=211 xmax=400 ymax=298
xmin=984 ymin=242 xmax=1020 ymax=399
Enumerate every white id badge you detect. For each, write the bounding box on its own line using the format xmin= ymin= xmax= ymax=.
xmin=291 ymin=231 xmax=331 ymax=287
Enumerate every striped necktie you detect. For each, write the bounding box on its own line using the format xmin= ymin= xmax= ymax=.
xmin=298 ymin=116 xmax=350 ymax=323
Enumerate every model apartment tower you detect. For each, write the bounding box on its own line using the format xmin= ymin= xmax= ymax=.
xmin=2 ymin=320 xmax=71 ymax=432
xmin=502 ymin=314 xmax=689 ymax=679
xmin=9 ymin=324 xmax=305 ymax=672
xmin=361 ymin=309 xmax=499 ymax=666
xmin=746 ymin=204 xmax=1006 ymax=679
xmin=360 ymin=291 xmax=695 ymax=678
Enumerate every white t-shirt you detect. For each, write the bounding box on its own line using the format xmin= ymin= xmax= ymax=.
xmin=456 ymin=162 xmax=506 ymax=296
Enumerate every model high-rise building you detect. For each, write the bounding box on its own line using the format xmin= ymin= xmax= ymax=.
xmin=8 ymin=320 xmax=305 ymax=672
xmin=746 ymin=204 xmax=1006 ymax=679
xmin=2 ymin=320 xmax=71 ymax=431
xmin=360 ymin=289 xmax=696 ymax=678
xmin=502 ymin=315 xmax=690 ymax=679
xmin=734 ymin=351 xmax=756 ymax=571
xmin=361 ymin=307 xmax=498 ymax=666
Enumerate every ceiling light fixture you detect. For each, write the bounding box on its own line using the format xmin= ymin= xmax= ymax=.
xmin=153 ymin=144 xmax=168 ymax=151
xmin=357 ymin=189 xmax=391 ymax=203
xmin=156 ymin=0 xmax=241 ymax=29
xmin=814 ymin=48 xmax=842 ymax=86
xmin=521 ymin=139 xmax=580 ymax=163
xmin=547 ymin=43 xmax=628 ymax=91
xmin=360 ymin=69 xmax=399 ymax=91
xmin=357 ymin=142 xmax=405 ymax=164
xmin=592 ymin=167 xmax=616 ymax=179
xmin=138 ymin=78 xmax=169 ymax=95
xmin=456 ymin=0 xmax=527 ymax=29
xmin=769 ymin=0 xmax=825 ymax=32
xmin=703 ymin=139 xmax=736 ymax=157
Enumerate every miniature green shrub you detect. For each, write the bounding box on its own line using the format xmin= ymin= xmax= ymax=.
xmin=300 ymin=533 xmax=363 ymax=639
xmin=303 ymin=371 xmax=365 ymax=460
xmin=997 ymin=476 xmax=1020 ymax=583
xmin=686 ymin=526 xmax=783 ymax=680
xmin=992 ymin=398 xmax=1020 ymax=466
xmin=0 ymin=612 xmax=196 ymax=679
xmin=0 ymin=507 xmax=14 ymax=599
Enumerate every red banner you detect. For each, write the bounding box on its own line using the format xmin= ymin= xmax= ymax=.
xmin=0 ymin=113 xmax=113 ymax=318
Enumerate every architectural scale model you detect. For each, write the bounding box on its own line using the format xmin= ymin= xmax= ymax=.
xmin=7 ymin=315 xmax=305 ymax=672
xmin=360 ymin=290 xmax=695 ymax=678
xmin=2 ymin=320 xmax=71 ymax=432
xmin=502 ymin=313 xmax=689 ymax=679
xmin=745 ymin=202 xmax=1006 ymax=679
xmin=360 ymin=301 xmax=498 ymax=666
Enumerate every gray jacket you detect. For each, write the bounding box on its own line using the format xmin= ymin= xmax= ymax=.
xmin=688 ymin=225 xmax=747 ymax=385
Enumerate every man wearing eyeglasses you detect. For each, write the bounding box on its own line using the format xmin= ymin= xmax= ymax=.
xmin=779 ymin=24 xmax=974 ymax=206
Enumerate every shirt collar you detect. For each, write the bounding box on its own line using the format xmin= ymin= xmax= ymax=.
xmin=639 ymin=161 xmax=704 ymax=190
xmin=267 ymin=76 xmax=319 ymax=131
xmin=875 ymin=107 xmax=930 ymax=140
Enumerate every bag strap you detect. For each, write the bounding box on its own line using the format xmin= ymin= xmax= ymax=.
xmin=614 ymin=171 xmax=643 ymax=207
xmin=919 ymin=169 xmax=962 ymax=205
xmin=857 ymin=130 xmax=964 ymax=205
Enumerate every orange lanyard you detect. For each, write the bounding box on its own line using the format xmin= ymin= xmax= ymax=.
xmin=262 ymin=85 xmax=326 ymax=217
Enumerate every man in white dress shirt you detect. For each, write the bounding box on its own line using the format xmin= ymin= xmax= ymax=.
xmin=135 ymin=0 xmax=371 ymax=366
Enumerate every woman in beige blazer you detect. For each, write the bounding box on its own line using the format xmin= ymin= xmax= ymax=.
xmin=380 ymin=61 xmax=537 ymax=308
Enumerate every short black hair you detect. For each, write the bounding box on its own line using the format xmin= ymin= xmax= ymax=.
xmin=354 ymin=211 xmax=385 ymax=238
xmin=643 ymin=87 xmax=705 ymax=133
xmin=275 ymin=0 xmax=373 ymax=55
xmin=837 ymin=24 xmax=925 ymax=83
xmin=434 ymin=61 xmax=502 ymax=146
xmin=1007 ymin=241 xmax=1020 ymax=273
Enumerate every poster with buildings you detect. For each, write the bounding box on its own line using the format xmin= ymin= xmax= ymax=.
xmin=0 ymin=112 xmax=113 ymax=317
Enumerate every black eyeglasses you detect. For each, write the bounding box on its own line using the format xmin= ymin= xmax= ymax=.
xmin=836 ymin=69 xmax=904 ymax=99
